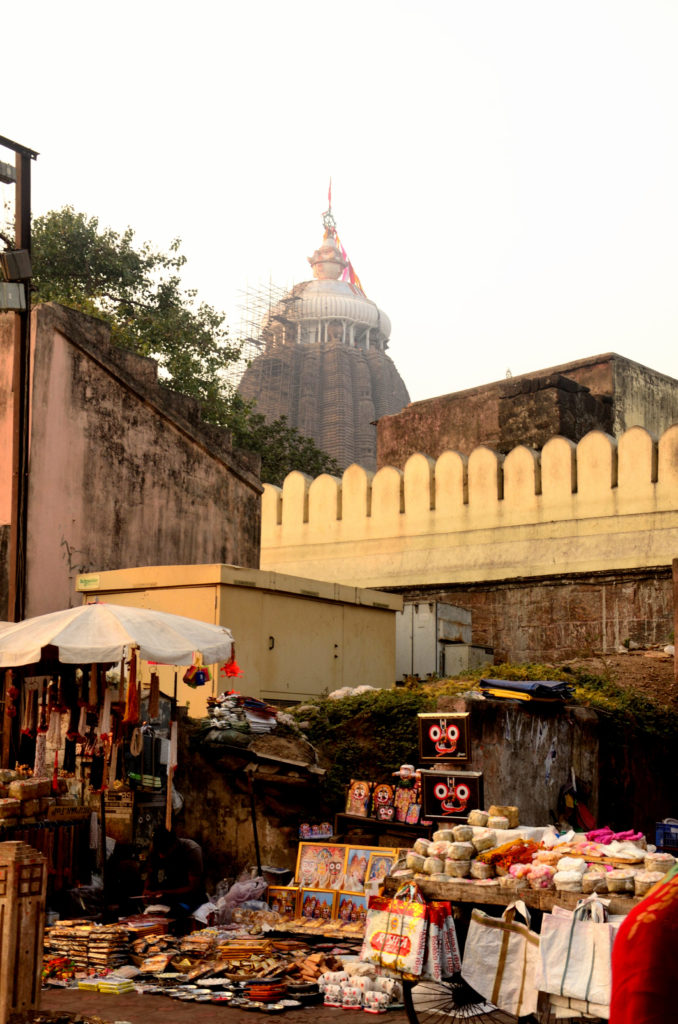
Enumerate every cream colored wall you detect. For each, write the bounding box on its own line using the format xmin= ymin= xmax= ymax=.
xmin=77 ymin=564 xmax=400 ymax=712
xmin=260 ymin=426 xmax=678 ymax=589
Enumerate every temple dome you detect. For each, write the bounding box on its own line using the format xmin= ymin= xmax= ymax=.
xmin=262 ymin=276 xmax=391 ymax=351
xmin=237 ymin=210 xmax=409 ymax=472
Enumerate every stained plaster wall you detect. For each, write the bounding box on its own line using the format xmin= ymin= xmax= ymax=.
xmin=260 ymin=426 xmax=678 ymax=659
xmin=0 ymin=304 xmax=262 ymax=618
xmin=0 ymin=315 xmax=15 ymax=527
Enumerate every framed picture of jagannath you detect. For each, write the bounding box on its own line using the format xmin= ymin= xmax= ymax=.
xmin=295 ymin=843 xmax=346 ymax=890
xmin=420 ymin=769 xmax=483 ymax=822
xmin=337 ymin=892 xmax=369 ymax=923
xmin=267 ymin=886 xmax=299 ymax=918
xmin=299 ymin=888 xmax=336 ymax=921
xmin=418 ymin=712 xmax=471 ymax=764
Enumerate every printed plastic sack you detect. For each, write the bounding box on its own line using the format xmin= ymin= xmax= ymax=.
xmin=435 ymin=900 xmax=462 ymax=976
xmin=421 ymin=901 xmax=461 ymax=980
xmin=360 ymin=883 xmax=428 ymax=976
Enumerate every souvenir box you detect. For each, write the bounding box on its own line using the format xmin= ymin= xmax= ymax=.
xmin=419 ymin=769 xmax=483 ymax=822
xmin=418 ymin=712 xmax=471 ymax=764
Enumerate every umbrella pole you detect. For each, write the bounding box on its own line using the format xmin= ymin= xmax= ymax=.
xmin=1 ymin=670 xmax=12 ymax=768
xmin=165 ymin=671 xmax=178 ymax=831
xmin=100 ymin=789 xmax=108 ymax=921
xmin=247 ymin=771 xmax=262 ymax=876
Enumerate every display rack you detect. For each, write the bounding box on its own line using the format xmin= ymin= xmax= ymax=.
xmin=334 ymin=812 xmax=435 ymax=843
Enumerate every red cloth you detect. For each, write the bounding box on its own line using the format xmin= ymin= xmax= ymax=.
xmin=610 ymin=865 xmax=678 ymax=1024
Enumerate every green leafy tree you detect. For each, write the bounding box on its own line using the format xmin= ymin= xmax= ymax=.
xmin=22 ymin=206 xmax=339 ymax=485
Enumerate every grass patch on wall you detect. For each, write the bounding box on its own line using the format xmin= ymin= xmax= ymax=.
xmin=290 ymin=688 xmax=435 ymax=807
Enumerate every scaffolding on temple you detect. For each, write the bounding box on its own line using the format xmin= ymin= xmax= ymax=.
xmin=223 ymin=279 xmax=289 ymax=389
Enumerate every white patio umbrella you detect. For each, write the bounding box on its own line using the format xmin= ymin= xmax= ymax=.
xmin=0 ymin=602 xmax=234 ymax=667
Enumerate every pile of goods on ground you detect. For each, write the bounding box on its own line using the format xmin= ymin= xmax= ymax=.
xmin=391 ymin=804 xmax=673 ymax=898
xmin=42 ymin=919 xmax=403 ymax=1013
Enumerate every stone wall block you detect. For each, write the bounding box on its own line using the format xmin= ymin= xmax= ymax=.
xmin=308 ymin=474 xmax=342 ymax=541
xmin=403 ymin=453 xmax=436 ymax=532
xmin=467 ymin=447 xmax=504 ymax=516
xmin=261 ymin=484 xmax=283 ymax=543
xmin=434 ymin=450 xmax=468 ymax=520
xmin=576 ymin=431 xmax=618 ymax=513
xmin=370 ymin=466 xmax=404 ymax=536
xmin=617 ymin=426 xmax=657 ymax=511
xmin=503 ymin=446 xmax=541 ymax=519
xmin=281 ymin=471 xmax=312 ymax=539
xmin=341 ymin=464 xmax=374 ymax=533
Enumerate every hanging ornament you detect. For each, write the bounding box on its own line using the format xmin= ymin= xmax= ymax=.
xmin=148 ymin=672 xmax=160 ymax=720
xmin=4 ymin=671 xmax=19 ymax=718
xmin=51 ymin=749 xmax=59 ymax=794
xmin=221 ymin=645 xmax=243 ymax=678
xmin=122 ymin=649 xmax=140 ymax=725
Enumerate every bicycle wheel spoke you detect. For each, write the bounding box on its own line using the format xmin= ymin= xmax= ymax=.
xmin=405 ymin=978 xmax=520 ymax=1024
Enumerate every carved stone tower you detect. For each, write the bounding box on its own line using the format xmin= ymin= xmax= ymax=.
xmin=237 ymin=207 xmax=410 ymax=473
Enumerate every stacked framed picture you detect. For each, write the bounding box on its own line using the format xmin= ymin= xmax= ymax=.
xmin=417 ymin=711 xmax=483 ymax=823
xmin=268 ymin=842 xmax=398 ymax=920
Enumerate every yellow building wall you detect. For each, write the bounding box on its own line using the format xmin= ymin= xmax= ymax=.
xmin=260 ymin=426 xmax=678 ymax=589
xmin=77 ymin=564 xmax=400 ymax=715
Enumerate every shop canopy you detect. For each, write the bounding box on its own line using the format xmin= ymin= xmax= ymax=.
xmin=0 ymin=602 xmax=233 ymax=667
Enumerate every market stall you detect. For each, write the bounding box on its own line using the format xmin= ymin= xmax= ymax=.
xmin=0 ymin=602 xmax=234 ymax=912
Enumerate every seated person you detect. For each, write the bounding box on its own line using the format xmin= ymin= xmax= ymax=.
xmin=143 ymin=827 xmax=206 ymax=922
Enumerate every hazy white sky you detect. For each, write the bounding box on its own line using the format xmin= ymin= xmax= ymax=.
xmin=2 ymin=0 xmax=678 ymax=403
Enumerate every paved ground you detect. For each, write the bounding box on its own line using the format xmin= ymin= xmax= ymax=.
xmin=40 ymin=987 xmax=409 ymax=1024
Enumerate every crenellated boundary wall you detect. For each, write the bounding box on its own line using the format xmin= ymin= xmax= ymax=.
xmin=260 ymin=426 xmax=678 ymax=660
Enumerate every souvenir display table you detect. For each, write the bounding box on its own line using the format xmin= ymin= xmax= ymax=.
xmin=383 ymin=874 xmax=641 ymax=915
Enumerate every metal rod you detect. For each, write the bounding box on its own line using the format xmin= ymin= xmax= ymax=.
xmin=248 ymin=773 xmax=262 ymax=876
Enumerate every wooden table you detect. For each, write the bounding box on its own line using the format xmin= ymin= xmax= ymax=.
xmin=384 ymin=875 xmax=641 ymax=915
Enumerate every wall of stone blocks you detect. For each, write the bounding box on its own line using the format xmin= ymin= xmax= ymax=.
xmin=399 ymin=569 xmax=673 ymax=662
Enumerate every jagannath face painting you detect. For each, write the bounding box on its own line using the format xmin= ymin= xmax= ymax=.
xmin=433 ymin=778 xmax=471 ymax=815
xmin=428 ymin=719 xmax=461 ymax=758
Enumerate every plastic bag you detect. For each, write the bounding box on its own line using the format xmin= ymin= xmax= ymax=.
xmin=215 ymin=874 xmax=268 ymax=923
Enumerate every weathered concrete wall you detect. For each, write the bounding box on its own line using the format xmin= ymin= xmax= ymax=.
xmin=399 ymin=569 xmax=673 ymax=662
xmin=175 ymin=721 xmax=328 ymax=886
xmin=5 ymin=304 xmax=262 ymax=617
xmin=377 ymin=353 xmax=678 ymax=470
xmin=438 ymin=696 xmax=599 ymax=827
xmin=0 ymin=526 xmax=8 ymax=621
